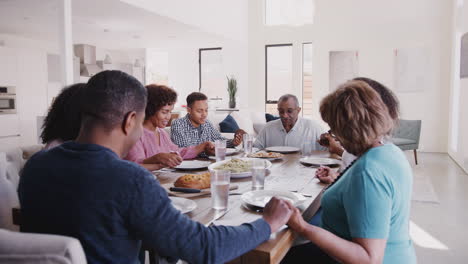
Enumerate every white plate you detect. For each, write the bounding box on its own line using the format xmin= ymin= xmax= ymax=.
xmin=265 ymin=146 xmax=300 ymax=154
xmin=241 ymin=190 xmax=306 ymax=208
xmin=208 ymin=158 xmax=272 ymax=178
xmin=299 ymin=157 xmax=341 ymax=167
xmin=226 ymin=148 xmax=240 ymax=156
xmin=174 ymin=160 xmax=212 ymax=170
xmin=169 ymin=197 xmax=197 ymax=214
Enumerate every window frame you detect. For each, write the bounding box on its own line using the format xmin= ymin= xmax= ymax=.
xmin=265 ymin=43 xmax=293 ymax=108
xmin=198 ymin=47 xmax=222 ymax=91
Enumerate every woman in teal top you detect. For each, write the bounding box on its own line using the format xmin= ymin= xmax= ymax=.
xmin=284 ymin=80 xmax=416 ymax=264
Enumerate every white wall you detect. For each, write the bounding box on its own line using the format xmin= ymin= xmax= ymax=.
xmin=248 ymin=0 xmax=452 ymax=153
xmin=448 ymin=0 xmax=468 ymax=173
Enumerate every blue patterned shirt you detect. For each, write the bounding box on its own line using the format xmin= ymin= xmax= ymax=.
xmin=171 ymin=114 xmax=235 ymax=154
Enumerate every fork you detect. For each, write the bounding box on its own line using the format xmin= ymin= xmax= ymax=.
xmin=205 ymin=210 xmax=228 ymax=227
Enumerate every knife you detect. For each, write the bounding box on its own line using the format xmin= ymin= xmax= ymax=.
xmin=169 ymin=187 xmax=202 ymax=193
xmin=169 ymin=185 xmax=239 ymax=194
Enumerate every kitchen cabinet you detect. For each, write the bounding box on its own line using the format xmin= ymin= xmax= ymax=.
xmin=0 ymin=47 xmax=18 ymax=86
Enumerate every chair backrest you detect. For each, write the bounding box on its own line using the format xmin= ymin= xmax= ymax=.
xmin=392 ymin=119 xmax=422 ymax=146
xmin=0 ymin=229 xmax=87 ymax=264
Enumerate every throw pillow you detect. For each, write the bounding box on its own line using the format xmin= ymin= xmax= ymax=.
xmin=219 ymin=115 xmax=240 ymax=133
xmin=265 ymin=113 xmax=280 ymax=122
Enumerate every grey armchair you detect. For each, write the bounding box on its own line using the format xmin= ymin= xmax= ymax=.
xmin=392 ymin=119 xmax=422 ymax=164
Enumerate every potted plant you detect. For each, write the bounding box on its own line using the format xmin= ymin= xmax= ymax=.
xmin=227 ymin=75 xmax=237 ymax=109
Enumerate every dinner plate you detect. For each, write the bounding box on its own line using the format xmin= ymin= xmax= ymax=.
xmin=226 ymin=148 xmax=240 ymax=156
xmin=299 ymin=157 xmax=341 ymax=167
xmin=241 ymin=190 xmax=306 ymax=208
xmin=208 ymin=158 xmax=272 ymax=178
xmin=247 ymin=151 xmax=284 ymax=161
xmin=265 ymin=146 xmax=300 ymax=154
xmin=174 ymin=160 xmax=212 ymax=170
xmin=169 ymin=197 xmax=197 ymax=214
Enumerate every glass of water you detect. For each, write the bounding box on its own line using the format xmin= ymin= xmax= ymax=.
xmin=251 ymin=159 xmax=266 ymax=190
xmin=215 ymin=139 xmax=227 ymax=162
xmin=243 ymin=134 xmax=253 ymax=154
xmin=301 ymin=142 xmax=313 ymax=157
xmin=211 ymin=170 xmax=231 ymax=210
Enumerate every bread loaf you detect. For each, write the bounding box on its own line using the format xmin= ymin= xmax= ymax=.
xmin=174 ymin=172 xmax=211 ymax=189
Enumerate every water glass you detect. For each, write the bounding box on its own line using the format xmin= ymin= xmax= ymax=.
xmin=215 ymin=140 xmax=227 ymax=162
xmin=243 ymin=134 xmax=253 ymax=154
xmin=211 ymin=170 xmax=231 ymax=210
xmin=251 ymin=159 xmax=266 ymax=190
xmin=301 ymin=142 xmax=313 ymax=157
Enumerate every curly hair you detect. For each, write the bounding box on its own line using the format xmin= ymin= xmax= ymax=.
xmin=186 ymin=92 xmax=207 ymax=108
xmin=353 ymin=77 xmax=399 ymax=121
xmin=320 ymin=80 xmax=393 ymax=156
xmin=40 ymin=83 xmax=85 ymax=144
xmin=145 ymin=84 xmax=178 ymax=120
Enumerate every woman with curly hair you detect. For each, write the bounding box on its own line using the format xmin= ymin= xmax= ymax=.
xmin=40 ymin=83 xmax=85 ymax=150
xmin=125 ymin=84 xmax=213 ymax=171
xmin=283 ymin=80 xmax=416 ymax=264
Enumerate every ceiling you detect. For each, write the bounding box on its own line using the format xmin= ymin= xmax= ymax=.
xmin=0 ymin=0 xmax=231 ymax=49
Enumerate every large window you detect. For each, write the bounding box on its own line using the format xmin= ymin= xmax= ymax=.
xmin=265 ymin=0 xmax=315 ymax=26
xmin=265 ymin=44 xmax=293 ymax=114
xmin=199 ymin=48 xmax=224 ymax=100
xmin=302 ymin=43 xmax=313 ymax=118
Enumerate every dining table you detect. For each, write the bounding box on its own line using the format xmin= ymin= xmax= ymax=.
xmin=154 ymin=150 xmax=339 ymax=264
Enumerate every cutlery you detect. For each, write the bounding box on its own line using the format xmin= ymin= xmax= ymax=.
xmin=291 ymin=190 xmax=313 ymax=197
xmin=169 ymin=187 xmax=203 ymax=193
xmin=205 ymin=210 xmax=228 ymax=227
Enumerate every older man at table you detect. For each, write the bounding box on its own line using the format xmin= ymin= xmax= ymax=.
xmin=254 ymin=94 xmax=326 ymax=150
xmin=18 ymin=70 xmax=294 ymax=264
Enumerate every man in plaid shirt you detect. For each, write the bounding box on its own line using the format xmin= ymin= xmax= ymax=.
xmin=171 ymin=92 xmax=244 ymax=157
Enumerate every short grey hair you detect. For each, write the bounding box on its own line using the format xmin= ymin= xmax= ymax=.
xmin=278 ymin=94 xmax=300 ymax=108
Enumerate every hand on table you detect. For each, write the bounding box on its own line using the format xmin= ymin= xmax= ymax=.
xmin=153 ymin=152 xmax=183 ymax=168
xmin=204 ymin=142 xmax=215 ymax=155
xmin=315 ymin=166 xmax=339 ymax=184
xmin=263 ymin=197 xmax=294 ymax=233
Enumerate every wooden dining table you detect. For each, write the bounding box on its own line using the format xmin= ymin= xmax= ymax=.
xmin=155 ymin=150 xmax=336 ymax=264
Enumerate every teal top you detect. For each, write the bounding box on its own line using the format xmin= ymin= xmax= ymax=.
xmin=321 ymin=144 xmax=416 ymax=264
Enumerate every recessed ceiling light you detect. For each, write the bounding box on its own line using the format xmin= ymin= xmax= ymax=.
xmin=133 ymin=35 xmax=140 ymax=39
xmin=168 ymin=35 xmax=176 ymax=39
xmin=23 ymin=17 xmax=30 ymax=21
xmin=103 ymin=29 xmax=109 ymax=33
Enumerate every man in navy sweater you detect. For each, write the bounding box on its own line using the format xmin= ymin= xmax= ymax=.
xmin=18 ymin=70 xmax=293 ymax=264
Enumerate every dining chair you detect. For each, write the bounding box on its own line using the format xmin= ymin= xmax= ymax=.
xmin=392 ymin=119 xmax=422 ymax=164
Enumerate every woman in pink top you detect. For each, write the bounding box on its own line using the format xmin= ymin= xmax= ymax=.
xmin=125 ymin=84 xmax=212 ymax=171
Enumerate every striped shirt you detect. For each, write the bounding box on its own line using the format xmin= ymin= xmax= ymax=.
xmin=171 ymin=114 xmax=235 ymax=156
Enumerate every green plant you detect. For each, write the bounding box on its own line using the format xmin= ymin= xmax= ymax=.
xmin=227 ymin=75 xmax=237 ymax=102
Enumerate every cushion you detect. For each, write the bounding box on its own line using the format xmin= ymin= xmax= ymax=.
xmin=230 ymin=111 xmax=255 ymax=135
xmin=265 ymin=113 xmax=280 ymax=122
xmin=219 ymin=115 xmax=240 ymax=133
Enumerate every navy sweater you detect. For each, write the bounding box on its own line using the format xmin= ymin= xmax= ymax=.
xmin=18 ymin=142 xmax=270 ymax=264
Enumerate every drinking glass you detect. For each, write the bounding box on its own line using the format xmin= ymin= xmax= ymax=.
xmin=243 ymin=134 xmax=253 ymax=154
xmin=251 ymin=159 xmax=266 ymax=190
xmin=215 ymin=140 xmax=227 ymax=162
xmin=301 ymin=142 xmax=313 ymax=157
xmin=211 ymin=170 xmax=231 ymax=210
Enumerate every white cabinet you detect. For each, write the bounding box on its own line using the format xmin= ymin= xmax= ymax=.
xmin=0 ymin=47 xmax=18 ymax=86
xmin=0 ymin=114 xmax=20 ymax=137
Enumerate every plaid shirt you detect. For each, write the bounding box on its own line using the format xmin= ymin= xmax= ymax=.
xmin=170 ymin=114 xmax=235 ymax=155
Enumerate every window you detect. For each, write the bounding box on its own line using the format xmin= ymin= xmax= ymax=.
xmin=302 ymin=43 xmax=313 ymax=118
xmin=199 ymin=48 xmax=224 ymax=100
xmin=265 ymin=44 xmax=293 ymax=114
xmin=265 ymin=0 xmax=315 ymax=26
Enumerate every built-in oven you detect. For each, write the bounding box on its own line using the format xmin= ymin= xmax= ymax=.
xmin=0 ymin=86 xmax=16 ymax=114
